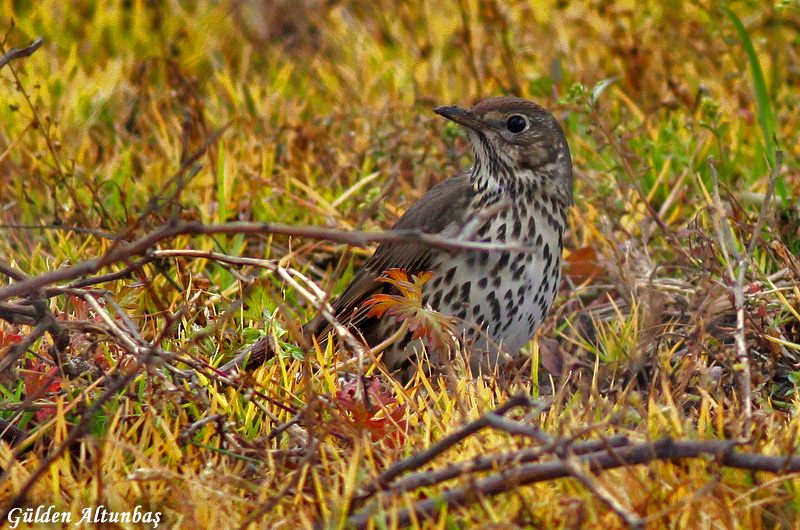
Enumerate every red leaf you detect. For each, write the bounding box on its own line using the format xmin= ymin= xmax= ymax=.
xmin=334 ymin=378 xmax=407 ymax=446
xmin=22 ymin=360 xmax=61 ymax=397
xmin=564 ymin=246 xmax=606 ymax=284
xmin=0 ymin=329 xmax=24 ymax=346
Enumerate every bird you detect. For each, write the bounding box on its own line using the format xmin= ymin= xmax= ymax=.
xmin=221 ymin=96 xmax=573 ymax=381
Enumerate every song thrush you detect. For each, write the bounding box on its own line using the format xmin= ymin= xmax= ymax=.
xmin=223 ymin=96 xmax=573 ymax=380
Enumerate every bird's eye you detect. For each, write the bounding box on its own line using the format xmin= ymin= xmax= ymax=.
xmin=506 ymin=115 xmax=527 ymax=133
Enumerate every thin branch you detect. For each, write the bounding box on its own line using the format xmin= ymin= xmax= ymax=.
xmin=353 ymin=394 xmax=541 ymax=502
xmin=68 ymin=255 xmax=157 ymax=289
xmin=0 ymin=319 xmax=50 ymax=374
xmin=349 ymin=437 xmax=800 ymax=529
xmin=0 ymin=301 xmax=37 ymax=325
xmin=560 ymin=452 xmax=644 ymax=529
xmin=0 ymin=261 xmax=30 ymax=282
xmin=444 ymin=407 xmax=643 ymax=528
xmin=0 ymin=37 xmax=42 ymax=70
xmin=708 ymin=157 xmax=752 ymax=428
xmin=81 ymin=294 xmax=145 ymax=355
xmin=0 ymin=419 xmax=29 ymax=448
xmin=483 ymin=411 xmax=554 ymax=445
xmin=382 ymin=434 xmax=629 ymax=498
xmin=0 ymin=219 xmax=541 ymax=304
xmin=35 ymin=221 xmax=522 ymax=290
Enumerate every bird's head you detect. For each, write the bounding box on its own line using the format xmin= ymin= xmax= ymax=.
xmin=435 ymin=97 xmax=573 ymax=207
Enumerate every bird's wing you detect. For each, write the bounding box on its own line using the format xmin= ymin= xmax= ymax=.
xmin=307 ymin=171 xmax=476 ymax=337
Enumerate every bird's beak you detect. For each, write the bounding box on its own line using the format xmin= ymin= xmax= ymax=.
xmin=434 ymin=105 xmax=488 ymax=131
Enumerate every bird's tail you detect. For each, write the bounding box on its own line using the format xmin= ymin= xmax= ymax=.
xmin=216 ymin=335 xmax=275 ymax=377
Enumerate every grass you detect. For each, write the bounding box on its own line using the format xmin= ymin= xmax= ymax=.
xmin=1 ymin=0 xmax=800 ymax=528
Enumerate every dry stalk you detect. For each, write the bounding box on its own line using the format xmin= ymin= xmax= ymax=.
xmin=707 ymin=151 xmax=782 ymax=432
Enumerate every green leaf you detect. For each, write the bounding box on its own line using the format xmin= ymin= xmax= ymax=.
xmin=723 ymin=6 xmax=784 ymax=201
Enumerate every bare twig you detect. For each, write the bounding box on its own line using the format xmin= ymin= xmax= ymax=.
xmin=0 ymin=37 xmax=42 ymax=70
xmin=348 ymin=436 xmax=800 ymax=529
xmin=560 ymin=451 xmax=644 ymax=529
xmin=0 ymin=301 xmax=37 ymax=325
xmin=382 ymin=434 xmax=629 ymax=497
xmin=708 ymin=152 xmax=782 ymax=431
xmin=465 ymin=407 xmax=643 ymax=528
xmin=352 ymin=393 xmax=543 ymax=504
xmin=483 ymin=410 xmax=554 ymax=445
xmin=0 ymin=319 xmax=49 ymax=374
xmin=0 ymin=220 xmax=538 ymax=302
xmin=68 ymin=255 xmax=157 ymax=290
xmin=0 ymin=261 xmax=30 ymax=282
xmin=0 ymin=419 xmax=29 ymax=448
xmin=81 ymin=294 xmax=146 ymax=355
xmin=178 ymin=414 xmax=225 ymax=444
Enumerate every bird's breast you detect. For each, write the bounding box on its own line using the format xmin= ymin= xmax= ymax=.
xmin=420 ymin=199 xmax=565 ymax=357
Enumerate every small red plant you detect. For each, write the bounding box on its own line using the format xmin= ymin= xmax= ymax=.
xmin=334 ymin=377 xmax=407 ymax=446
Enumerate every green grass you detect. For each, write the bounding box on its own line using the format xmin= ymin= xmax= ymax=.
xmin=1 ymin=0 xmax=800 ymax=528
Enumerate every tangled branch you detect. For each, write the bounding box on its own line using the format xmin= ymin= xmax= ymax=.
xmin=346 ymin=395 xmax=800 ymax=529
